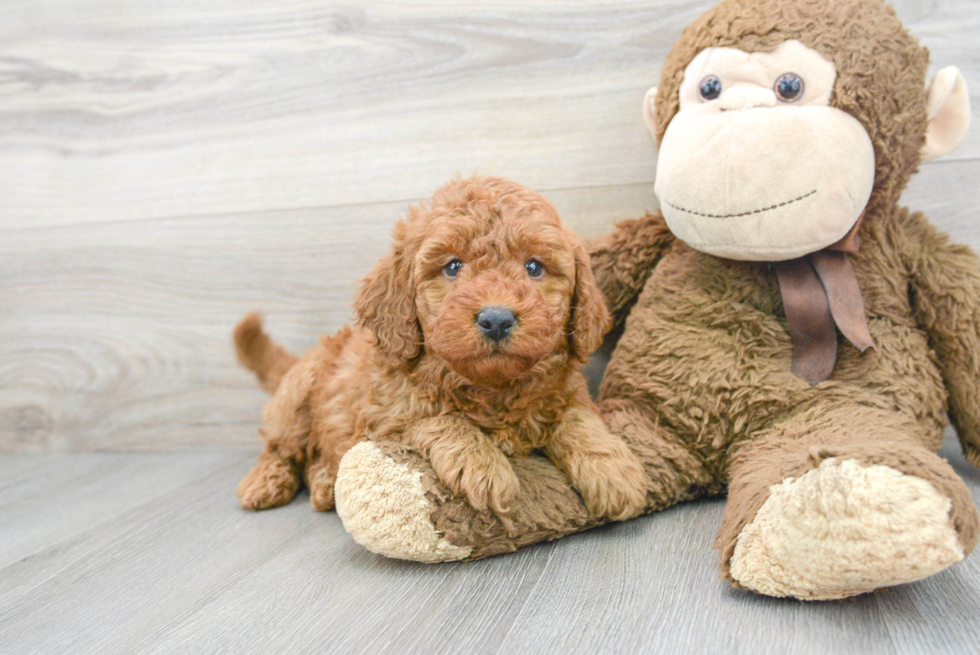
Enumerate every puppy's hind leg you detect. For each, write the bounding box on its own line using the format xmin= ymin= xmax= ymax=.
xmin=306 ymin=440 xmax=344 ymax=512
xmin=306 ymin=414 xmax=362 ymax=511
xmin=237 ymin=446 xmax=302 ymax=510
xmin=237 ymin=360 xmax=316 ymax=510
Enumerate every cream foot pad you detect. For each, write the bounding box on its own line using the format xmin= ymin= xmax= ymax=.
xmin=730 ymin=458 xmax=964 ymax=600
xmin=335 ymin=441 xmax=472 ymax=563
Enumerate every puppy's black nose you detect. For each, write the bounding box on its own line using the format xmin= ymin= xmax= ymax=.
xmin=476 ymin=306 xmax=515 ymax=343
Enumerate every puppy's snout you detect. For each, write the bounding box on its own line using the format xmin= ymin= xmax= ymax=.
xmin=476 ymin=306 xmax=516 ymax=343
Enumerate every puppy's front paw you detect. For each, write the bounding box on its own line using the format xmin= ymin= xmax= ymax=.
xmin=573 ymin=453 xmax=648 ymax=521
xmin=431 ymin=446 xmax=521 ymax=515
xmin=470 ymin=454 xmax=522 ymax=515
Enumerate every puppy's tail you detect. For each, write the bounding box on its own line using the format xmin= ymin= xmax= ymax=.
xmin=233 ymin=312 xmax=299 ymax=394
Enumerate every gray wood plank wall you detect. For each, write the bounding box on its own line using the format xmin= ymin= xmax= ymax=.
xmin=2 ymin=0 xmax=978 ymax=452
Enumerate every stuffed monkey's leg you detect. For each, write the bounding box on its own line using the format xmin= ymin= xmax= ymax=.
xmin=305 ymin=427 xmax=358 ymax=512
xmin=335 ymin=398 xmax=704 ymax=562
xmin=717 ymin=404 xmax=979 ymax=600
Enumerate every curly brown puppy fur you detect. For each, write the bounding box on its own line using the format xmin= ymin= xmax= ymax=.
xmin=234 ymin=175 xmax=647 ymax=520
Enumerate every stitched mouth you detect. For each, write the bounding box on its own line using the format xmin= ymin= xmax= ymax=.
xmin=663 ymin=189 xmax=817 ymax=219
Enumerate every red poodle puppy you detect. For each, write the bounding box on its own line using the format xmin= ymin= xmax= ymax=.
xmin=234 ymin=175 xmax=647 ymax=520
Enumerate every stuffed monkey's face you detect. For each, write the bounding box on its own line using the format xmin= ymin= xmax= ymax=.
xmin=653 ymin=40 xmax=875 ymax=261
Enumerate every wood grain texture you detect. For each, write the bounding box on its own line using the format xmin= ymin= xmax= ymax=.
xmin=0 ymin=437 xmax=979 ymax=654
xmin=0 ymin=0 xmax=684 ymax=228
xmin=1 ymin=0 xmax=978 ymax=452
xmin=1 ymin=0 xmax=975 ymax=229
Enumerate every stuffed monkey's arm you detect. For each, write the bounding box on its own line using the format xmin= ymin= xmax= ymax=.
xmin=335 ymin=439 xmax=599 ymax=562
xmin=900 ymin=210 xmax=980 ymax=466
xmin=584 ymin=209 xmax=675 ymax=327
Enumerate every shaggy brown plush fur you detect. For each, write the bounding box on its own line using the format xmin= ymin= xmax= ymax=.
xmin=334 ymin=0 xmax=980 ymax=592
xmin=234 ymin=176 xmax=647 ymax=520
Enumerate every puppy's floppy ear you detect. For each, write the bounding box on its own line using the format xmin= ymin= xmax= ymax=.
xmin=569 ymin=242 xmax=612 ymax=361
xmin=354 ymin=221 xmax=421 ymax=365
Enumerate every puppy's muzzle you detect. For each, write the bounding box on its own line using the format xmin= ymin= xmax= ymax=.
xmin=476 ymin=306 xmax=516 ymax=343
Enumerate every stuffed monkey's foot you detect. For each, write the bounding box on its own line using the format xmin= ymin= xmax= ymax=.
xmin=237 ymin=451 xmax=301 ymax=510
xmin=729 ymin=458 xmax=964 ymax=600
xmin=335 ymin=441 xmax=472 ymax=562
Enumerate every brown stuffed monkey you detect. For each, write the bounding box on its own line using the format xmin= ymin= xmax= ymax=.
xmin=332 ymin=0 xmax=980 ymax=600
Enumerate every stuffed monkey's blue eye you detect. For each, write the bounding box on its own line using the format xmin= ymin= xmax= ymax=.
xmin=775 ymin=73 xmax=804 ymax=102
xmin=699 ymin=75 xmax=722 ymax=101
xmin=525 ymin=259 xmax=545 ymax=279
xmin=443 ymin=259 xmax=462 ymax=278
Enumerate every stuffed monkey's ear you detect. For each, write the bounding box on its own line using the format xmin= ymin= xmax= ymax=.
xmin=353 ymin=224 xmax=421 ymax=365
xmin=642 ymin=86 xmax=659 ymax=141
xmin=921 ymin=66 xmax=970 ymax=161
xmin=569 ymin=243 xmax=612 ymax=361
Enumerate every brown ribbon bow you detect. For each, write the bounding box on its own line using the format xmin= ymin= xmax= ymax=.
xmin=773 ymin=215 xmax=876 ymax=384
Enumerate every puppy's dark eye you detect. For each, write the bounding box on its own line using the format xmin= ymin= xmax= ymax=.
xmin=525 ymin=259 xmax=545 ymax=279
xmin=774 ymin=73 xmax=804 ymax=102
xmin=443 ymin=259 xmax=462 ymax=279
xmin=699 ymin=75 xmax=722 ymax=101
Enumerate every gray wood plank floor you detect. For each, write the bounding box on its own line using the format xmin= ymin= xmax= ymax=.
xmin=1 ymin=436 xmax=979 ymax=655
